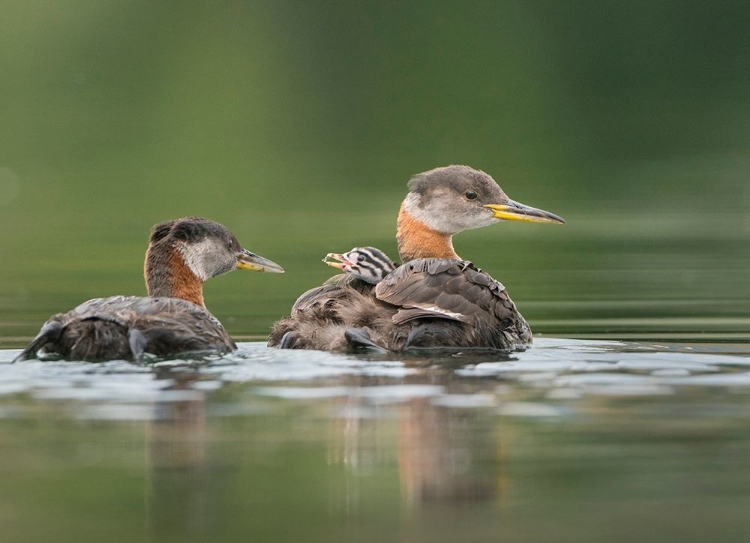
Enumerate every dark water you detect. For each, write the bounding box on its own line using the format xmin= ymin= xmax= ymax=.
xmin=3 ymin=339 xmax=750 ymax=543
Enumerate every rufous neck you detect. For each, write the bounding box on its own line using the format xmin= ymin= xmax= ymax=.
xmin=144 ymin=245 xmax=205 ymax=307
xmin=396 ymin=203 xmax=459 ymax=262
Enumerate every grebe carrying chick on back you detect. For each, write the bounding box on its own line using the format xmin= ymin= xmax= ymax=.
xmin=15 ymin=217 xmax=284 ymax=363
xmin=268 ymin=165 xmax=563 ymax=352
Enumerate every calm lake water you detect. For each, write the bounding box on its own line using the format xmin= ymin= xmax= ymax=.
xmin=2 ymin=334 xmax=750 ymax=543
xmin=2 ymin=219 xmax=750 ymax=543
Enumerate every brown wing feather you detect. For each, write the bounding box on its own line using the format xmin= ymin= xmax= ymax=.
xmin=269 ymin=259 xmax=531 ymax=352
xmin=375 ymin=259 xmax=515 ymax=326
xmin=24 ymin=295 xmax=235 ymax=361
xmin=267 ymin=275 xmax=387 ymax=350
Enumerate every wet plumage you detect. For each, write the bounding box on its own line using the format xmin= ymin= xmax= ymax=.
xmin=268 ymin=165 xmax=563 ymax=352
xmin=15 ymin=217 xmax=283 ymax=363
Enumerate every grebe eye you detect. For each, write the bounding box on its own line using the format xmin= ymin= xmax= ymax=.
xmin=357 ymin=254 xmax=366 ymax=262
xmin=465 ymin=190 xmax=477 ymax=200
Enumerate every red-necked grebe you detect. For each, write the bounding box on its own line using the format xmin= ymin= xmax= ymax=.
xmin=268 ymin=165 xmax=563 ymax=352
xmin=15 ymin=216 xmax=284 ymax=363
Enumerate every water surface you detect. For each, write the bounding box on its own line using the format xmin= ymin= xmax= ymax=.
xmin=3 ymin=339 xmax=750 ymax=543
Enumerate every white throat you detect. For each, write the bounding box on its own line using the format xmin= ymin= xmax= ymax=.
xmin=177 ymin=240 xmax=212 ymax=281
xmin=402 ymin=192 xmax=450 ymax=233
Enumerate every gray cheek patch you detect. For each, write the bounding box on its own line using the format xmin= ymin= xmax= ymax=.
xmin=178 ymin=238 xmax=235 ymax=281
xmin=403 ymin=191 xmax=497 ymax=234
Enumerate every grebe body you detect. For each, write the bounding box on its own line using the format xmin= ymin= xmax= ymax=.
xmin=269 ymin=166 xmax=563 ymax=352
xmin=16 ymin=217 xmax=283 ymax=363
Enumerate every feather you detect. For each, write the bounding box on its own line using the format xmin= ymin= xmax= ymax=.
xmin=270 ymin=256 xmax=533 ymax=352
xmin=19 ymin=296 xmax=235 ymax=362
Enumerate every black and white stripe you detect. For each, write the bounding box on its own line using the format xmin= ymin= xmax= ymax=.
xmin=344 ymin=247 xmax=397 ymax=284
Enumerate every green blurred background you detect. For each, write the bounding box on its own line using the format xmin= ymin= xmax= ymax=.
xmin=1 ymin=0 xmax=749 ymax=345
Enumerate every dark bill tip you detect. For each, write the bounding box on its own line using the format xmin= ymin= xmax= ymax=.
xmin=237 ymin=250 xmax=285 ymax=273
xmin=485 ymin=200 xmax=565 ymax=224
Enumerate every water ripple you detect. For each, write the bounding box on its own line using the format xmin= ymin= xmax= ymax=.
xmin=0 ymin=339 xmax=748 ymax=420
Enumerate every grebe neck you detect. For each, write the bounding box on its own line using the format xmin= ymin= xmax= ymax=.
xmin=144 ymin=245 xmax=205 ymax=307
xmin=396 ymin=203 xmax=459 ymax=262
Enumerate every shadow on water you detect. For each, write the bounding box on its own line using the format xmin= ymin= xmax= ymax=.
xmin=345 ymin=347 xmax=519 ymax=371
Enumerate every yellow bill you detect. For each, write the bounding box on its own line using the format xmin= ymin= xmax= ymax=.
xmin=237 ymin=250 xmax=285 ymax=273
xmin=485 ymin=200 xmax=565 ymax=224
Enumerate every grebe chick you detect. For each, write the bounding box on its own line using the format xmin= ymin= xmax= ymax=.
xmin=268 ymin=165 xmax=563 ymax=352
xmin=323 ymin=247 xmax=398 ymax=284
xmin=15 ymin=217 xmax=284 ymax=363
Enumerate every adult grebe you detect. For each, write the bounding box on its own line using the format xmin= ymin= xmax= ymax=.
xmin=15 ymin=217 xmax=284 ymax=363
xmin=268 ymin=165 xmax=563 ymax=352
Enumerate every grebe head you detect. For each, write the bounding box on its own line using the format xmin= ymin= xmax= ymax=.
xmin=323 ymin=247 xmax=397 ymax=284
xmin=145 ymin=217 xmax=283 ymax=305
xmin=403 ymin=165 xmax=565 ymax=235
xmin=165 ymin=217 xmax=284 ymax=278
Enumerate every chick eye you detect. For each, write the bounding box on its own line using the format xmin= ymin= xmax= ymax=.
xmin=357 ymin=254 xmax=366 ymax=262
xmin=465 ymin=190 xmax=478 ymax=200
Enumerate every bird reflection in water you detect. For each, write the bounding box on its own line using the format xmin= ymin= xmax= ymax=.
xmin=327 ymin=373 xmax=511 ymax=511
xmin=144 ymin=371 xmax=217 ymax=541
